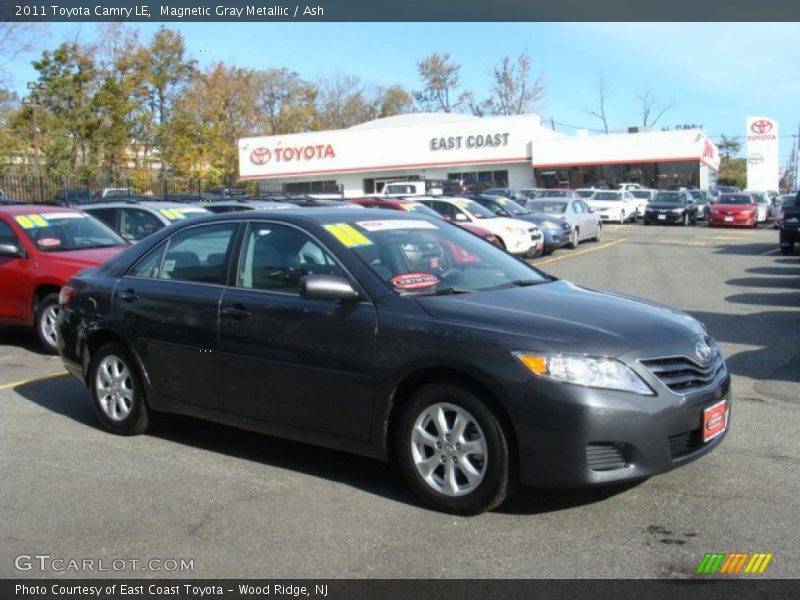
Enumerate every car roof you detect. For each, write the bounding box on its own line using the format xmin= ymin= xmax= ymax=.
xmin=84 ymin=200 xmax=211 ymax=210
xmin=0 ymin=204 xmax=83 ymax=216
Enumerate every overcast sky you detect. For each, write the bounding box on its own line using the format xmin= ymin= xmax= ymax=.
xmin=7 ymin=22 xmax=798 ymax=166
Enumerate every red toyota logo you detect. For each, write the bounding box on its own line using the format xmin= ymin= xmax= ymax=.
xmin=250 ymin=147 xmax=272 ymax=165
xmin=750 ymin=120 xmax=773 ymax=135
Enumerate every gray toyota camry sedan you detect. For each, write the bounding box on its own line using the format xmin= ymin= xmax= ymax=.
xmin=57 ymin=209 xmax=730 ymax=514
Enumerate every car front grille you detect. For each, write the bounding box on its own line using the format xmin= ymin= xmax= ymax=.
xmin=528 ymin=228 xmax=542 ymax=240
xmin=586 ymin=443 xmax=627 ymax=471
xmin=639 ymin=349 xmax=725 ymax=393
xmin=668 ymin=428 xmax=704 ymax=458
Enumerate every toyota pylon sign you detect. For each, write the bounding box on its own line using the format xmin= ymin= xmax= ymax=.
xmin=746 ymin=116 xmax=779 ymax=191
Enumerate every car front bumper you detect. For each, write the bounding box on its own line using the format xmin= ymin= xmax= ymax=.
xmin=645 ymin=211 xmax=683 ymax=223
xmin=504 ymin=365 xmax=731 ymax=487
xmin=708 ymin=213 xmax=754 ymax=227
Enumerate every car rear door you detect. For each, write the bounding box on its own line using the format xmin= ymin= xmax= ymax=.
xmin=218 ymin=220 xmax=376 ymax=441
xmin=114 ymin=222 xmax=240 ymax=410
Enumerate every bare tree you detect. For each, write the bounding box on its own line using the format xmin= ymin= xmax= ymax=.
xmin=482 ymin=52 xmax=545 ymax=116
xmin=584 ymin=73 xmax=611 ymax=134
xmin=413 ymin=52 xmax=470 ymax=113
xmin=638 ymin=87 xmax=675 ymax=128
xmin=0 ymin=23 xmax=46 ymax=85
xmin=316 ymin=73 xmax=380 ymax=130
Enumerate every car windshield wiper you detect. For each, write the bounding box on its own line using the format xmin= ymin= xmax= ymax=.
xmin=403 ymin=287 xmax=474 ymax=297
xmin=484 ymin=279 xmax=549 ymax=291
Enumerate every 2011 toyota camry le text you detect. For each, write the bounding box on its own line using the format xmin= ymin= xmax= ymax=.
xmin=57 ymin=209 xmax=731 ymax=514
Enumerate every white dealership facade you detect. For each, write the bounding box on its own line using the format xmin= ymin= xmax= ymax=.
xmin=238 ymin=112 xmax=720 ymax=195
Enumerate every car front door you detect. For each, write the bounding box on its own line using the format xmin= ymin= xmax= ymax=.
xmin=0 ymin=217 xmax=30 ymax=322
xmin=114 ymin=222 xmax=239 ymax=410
xmin=218 ymin=221 xmax=376 ymax=441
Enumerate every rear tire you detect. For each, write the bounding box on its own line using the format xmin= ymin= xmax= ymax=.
xmin=593 ymin=223 xmax=602 ymax=242
xmin=396 ymin=382 xmax=515 ymax=515
xmin=89 ymin=343 xmax=150 ymax=436
xmin=34 ymin=293 xmax=61 ymax=354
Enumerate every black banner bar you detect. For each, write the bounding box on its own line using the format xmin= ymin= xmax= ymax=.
xmin=2 ymin=0 xmax=800 ymax=22
xmin=2 ymin=579 xmax=799 ymax=600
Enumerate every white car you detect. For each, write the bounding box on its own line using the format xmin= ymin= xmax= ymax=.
xmin=420 ymin=196 xmax=544 ymax=256
xmin=743 ymin=190 xmax=771 ymax=223
xmin=618 ymin=183 xmax=648 ymax=192
xmin=586 ymin=190 xmax=639 ymax=223
xmin=628 ymin=189 xmax=655 ymax=217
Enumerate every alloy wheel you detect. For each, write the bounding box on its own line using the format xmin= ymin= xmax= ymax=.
xmin=95 ymin=355 xmax=134 ymax=422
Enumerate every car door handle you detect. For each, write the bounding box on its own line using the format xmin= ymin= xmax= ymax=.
xmin=116 ymin=289 xmax=138 ymax=302
xmin=221 ymin=305 xmax=252 ymax=319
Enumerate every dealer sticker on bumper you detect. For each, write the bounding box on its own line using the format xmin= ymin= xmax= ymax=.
xmin=703 ymin=398 xmax=729 ymax=443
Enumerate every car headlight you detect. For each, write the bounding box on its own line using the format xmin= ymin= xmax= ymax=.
xmin=671 ymin=208 xmax=683 ymax=214
xmin=513 ymin=351 xmax=653 ymax=395
xmin=540 ymin=220 xmax=560 ymax=230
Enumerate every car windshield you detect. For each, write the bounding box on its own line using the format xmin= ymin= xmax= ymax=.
xmin=630 ymin=191 xmax=650 ymax=199
xmin=482 ymin=189 xmax=508 ymax=196
xmin=527 ymin=201 xmax=567 ymax=213
xmin=479 ymin=197 xmax=528 ymax=216
xmin=14 ymin=211 xmax=126 ymax=252
xmin=748 ymin=193 xmax=766 ymax=202
xmin=575 ymin=190 xmax=595 ymax=198
xmin=653 ymin=192 xmax=685 ymax=204
xmin=325 ymin=217 xmax=551 ymax=296
xmin=718 ymin=195 xmax=752 ymax=205
xmin=781 ymin=195 xmax=796 ymax=207
xmin=538 ymin=190 xmax=567 ymax=198
xmin=593 ymin=192 xmax=622 ymax=201
xmin=450 ymin=199 xmax=495 ymax=219
xmin=690 ymin=191 xmax=707 ymax=202
xmin=400 ymin=202 xmax=441 ymax=218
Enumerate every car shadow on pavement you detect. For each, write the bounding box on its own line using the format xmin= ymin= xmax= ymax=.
xmin=15 ymin=375 xmax=642 ymax=515
xmin=711 ymin=243 xmax=777 ymax=256
xmin=0 ymin=326 xmax=51 ymax=355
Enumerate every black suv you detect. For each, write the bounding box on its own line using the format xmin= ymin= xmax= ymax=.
xmin=778 ymin=192 xmax=800 ymax=255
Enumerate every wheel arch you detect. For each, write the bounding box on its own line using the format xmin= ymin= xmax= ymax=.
xmin=383 ymin=367 xmax=518 ymax=470
xmin=31 ymin=283 xmax=62 ymax=322
xmin=83 ymin=328 xmax=151 ymax=394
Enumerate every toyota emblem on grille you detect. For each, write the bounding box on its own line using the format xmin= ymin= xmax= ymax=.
xmin=695 ymin=341 xmax=712 ymax=364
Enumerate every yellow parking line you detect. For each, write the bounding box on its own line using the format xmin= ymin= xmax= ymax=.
xmin=0 ymin=371 xmax=66 ymax=391
xmin=536 ymin=238 xmax=626 ymax=266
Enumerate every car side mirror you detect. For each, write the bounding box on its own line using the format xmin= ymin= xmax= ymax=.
xmin=300 ymin=274 xmax=360 ymax=302
xmin=455 ymin=213 xmax=468 ymax=222
xmin=0 ymin=242 xmax=24 ymax=258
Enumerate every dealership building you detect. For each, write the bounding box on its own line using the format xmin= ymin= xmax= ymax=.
xmin=238 ymin=113 xmax=720 ymax=195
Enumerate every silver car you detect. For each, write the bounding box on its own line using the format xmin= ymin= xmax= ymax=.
xmin=524 ymin=198 xmax=602 ymax=248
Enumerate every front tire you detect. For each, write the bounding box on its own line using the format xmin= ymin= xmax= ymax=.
xmin=569 ymin=227 xmax=580 ymax=249
xmin=396 ymin=383 xmax=515 ymax=515
xmin=34 ymin=293 xmax=61 ymax=354
xmin=89 ymin=343 xmax=150 ymax=435
xmin=683 ymin=212 xmax=690 ymax=226
xmin=593 ymin=223 xmax=602 ymax=241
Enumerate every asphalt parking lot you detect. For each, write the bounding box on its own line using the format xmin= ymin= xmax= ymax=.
xmin=1 ymin=221 xmax=798 ymax=579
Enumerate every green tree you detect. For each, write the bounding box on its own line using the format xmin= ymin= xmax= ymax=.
xmin=376 ymin=85 xmax=414 ymax=118
xmin=414 ymin=52 xmax=471 ymax=113
xmin=130 ymin=26 xmax=197 ymax=174
xmin=255 ymin=68 xmax=317 ymax=135
xmin=718 ymin=157 xmax=746 ymax=188
xmin=31 ymin=42 xmax=100 ymax=178
xmin=717 ymin=134 xmax=742 ymax=162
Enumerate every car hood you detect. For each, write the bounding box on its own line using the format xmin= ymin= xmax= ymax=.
xmin=588 ymin=200 xmax=623 ymax=209
xmin=473 ymin=216 xmax=538 ymax=233
xmin=647 ymin=202 xmax=686 ymax=210
xmin=37 ymin=246 xmax=127 ymax=269
xmin=415 ymin=280 xmax=705 ymax=357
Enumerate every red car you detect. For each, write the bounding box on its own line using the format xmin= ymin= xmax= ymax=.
xmin=0 ymin=204 xmax=128 ymax=352
xmin=707 ymin=193 xmax=758 ymax=228
xmin=348 ymin=197 xmax=502 ymax=247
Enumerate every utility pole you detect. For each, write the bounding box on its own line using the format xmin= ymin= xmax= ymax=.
xmin=24 ymin=82 xmax=43 ymax=202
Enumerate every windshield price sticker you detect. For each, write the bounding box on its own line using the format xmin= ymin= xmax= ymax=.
xmin=390 ymin=272 xmax=442 ymax=290
xmin=15 ymin=214 xmax=49 ymax=229
xmin=160 ymin=208 xmax=187 ymax=220
xmin=37 ymin=237 xmax=62 ymax=247
xmin=356 ymin=220 xmax=438 ymax=232
xmin=324 ymin=223 xmax=374 ymax=248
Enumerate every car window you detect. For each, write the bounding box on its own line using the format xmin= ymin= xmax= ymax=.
xmin=572 ymin=201 xmax=584 ymax=214
xmin=120 ymin=208 xmax=165 ymax=241
xmin=156 ymin=223 xmax=237 ymax=284
xmin=13 ymin=211 xmax=125 ymax=252
xmin=85 ymin=208 xmax=118 ymax=229
xmin=0 ymin=219 xmax=18 ymax=245
xmin=426 ymin=201 xmax=457 ymax=221
xmin=237 ymin=223 xmax=343 ymax=293
xmin=129 ymin=242 xmax=168 ymax=279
